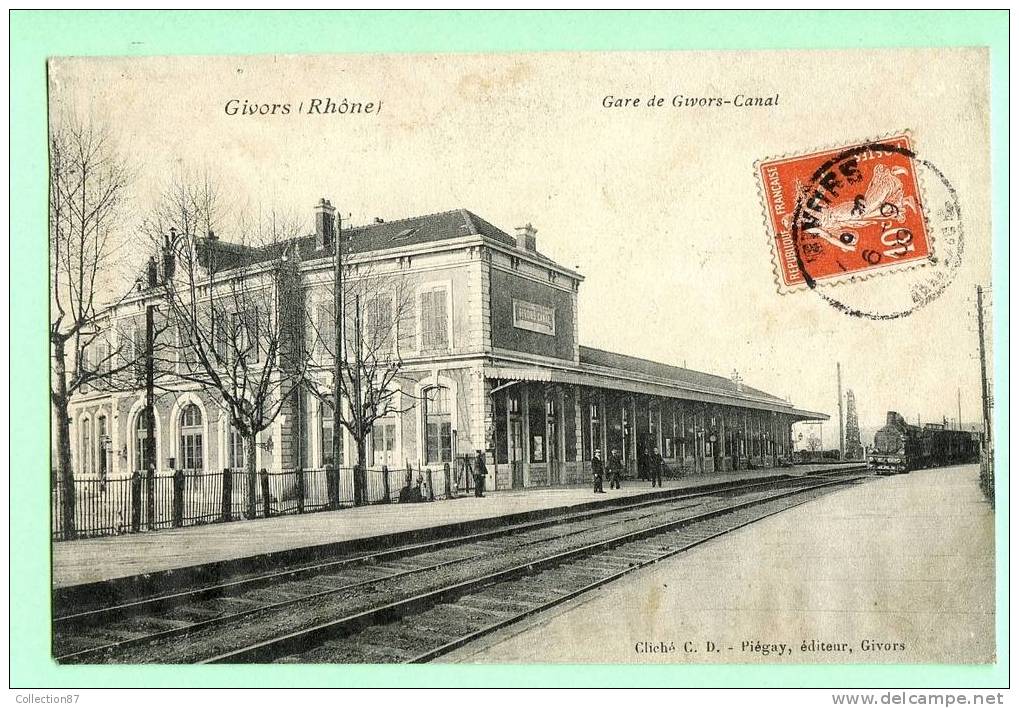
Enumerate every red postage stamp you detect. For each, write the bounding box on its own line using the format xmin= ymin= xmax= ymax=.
xmin=757 ymin=134 xmax=932 ymax=292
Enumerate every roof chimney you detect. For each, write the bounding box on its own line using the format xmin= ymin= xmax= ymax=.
xmin=162 ymin=233 xmax=176 ymax=281
xmin=314 ymin=198 xmax=336 ymax=248
xmin=513 ymin=223 xmax=537 ymax=251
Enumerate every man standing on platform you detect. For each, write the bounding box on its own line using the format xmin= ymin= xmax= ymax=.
xmin=608 ymin=448 xmax=623 ymax=490
xmin=473 ymin=449 xmax=487 ymax=498
xmin=592 ymin=449 xmax=605 ymax=493
xmin=649 ymin=446 xmax=664 ymax=487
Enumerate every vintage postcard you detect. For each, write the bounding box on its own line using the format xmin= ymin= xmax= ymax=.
xmin=23 ymin=13 xmax=1004 ymax=694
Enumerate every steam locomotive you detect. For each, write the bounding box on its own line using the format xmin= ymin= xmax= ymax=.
xmin=868 ymin=411 xmax=980 ymax=475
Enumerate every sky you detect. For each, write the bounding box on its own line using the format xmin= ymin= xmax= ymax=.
xmin=48 ymin=49 xmax=992 ymax=444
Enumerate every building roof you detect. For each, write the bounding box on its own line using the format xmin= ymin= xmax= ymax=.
xmin=487 ymin=346 xmax=826 ymax=420
xmin=578 ymin=346 xmax=788 ymax=404
xmin=198 ymin=208 xmax=574 ymax=275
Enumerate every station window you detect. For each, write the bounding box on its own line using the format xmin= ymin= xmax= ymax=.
xmin=424 ymin=386 xmax=452 ymax=464
xmin=546 ymin=395 xmax=560 ymax=463
xmin=621 ymin=405 xmax=631 ymax=463
xmin=320 ymin=403 xmax=344 ymax=467
xmin=371 ymin=420 xmax=397 ymax=468
xmin=419 ymin=287 xmax=449 ymax=351
xmin=315 ymin=300 xmax=336 ymax=359
xmin=132 ymin=323 xmax=146 ymax=385
xmin=232 ymin=309 xmax=261 ymax=364
xmin=665 ymin=405 xmax=679 ymax=459
xmin=228 ymin=426 xmax=246 ymax=470
xmin=80 ymin=418 xmax=92 ymax=476
xmin=134 ymin=412 xmax=154 ymax=473
xmin=95 ymin=338 xmax=110 ymax=375
xmin=528 ymin=388 xmax=546 ymax=463
xmin=364 ymin=295 xmax=394 ymax=352
xmin=97 ymin=415 xmax=108 ymax=478
xmin=176 ymin=326 xmax=198 ymax=374
xmin=649 ymin=402 xmax=660 ymax=452
xmin=179 ymin=403 xmax=204 ymax=471
xmin=588 ymin=402 xmax=601 ymax=460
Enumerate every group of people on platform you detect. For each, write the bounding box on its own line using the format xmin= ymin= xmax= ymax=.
xmin=398 ymin=449 xmax=487 ymax=503
xmin=403 ymin=444 xmax=681 ymax=502
xmin=591 ymin=446 xmax=667 ymax=493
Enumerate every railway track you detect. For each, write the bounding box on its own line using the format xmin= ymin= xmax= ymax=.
xmin=54 ymin=469 xmax=868 ymax=664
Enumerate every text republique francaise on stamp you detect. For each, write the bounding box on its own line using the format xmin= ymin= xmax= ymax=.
xmin=757 ymin=134 xmax=932 ymax=293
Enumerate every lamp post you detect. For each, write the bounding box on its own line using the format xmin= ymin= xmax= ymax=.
xmin=144 ymin=300 xmax=156 ymax=529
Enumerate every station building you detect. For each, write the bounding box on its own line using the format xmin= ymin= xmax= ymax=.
xmin=68 ymin=200 xmax=827 ymax=489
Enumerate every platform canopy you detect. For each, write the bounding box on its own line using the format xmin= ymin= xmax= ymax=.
xmin=485 ymin=356 xmax=828 ymax=422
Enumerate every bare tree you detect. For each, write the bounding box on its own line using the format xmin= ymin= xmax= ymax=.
xmin=49 ymin=116 xmax=141 ymax=539
xmin=303 ymin=229 xmax=417 ymax=505
xmin=147 ymin=174 xmax=308 ymax=518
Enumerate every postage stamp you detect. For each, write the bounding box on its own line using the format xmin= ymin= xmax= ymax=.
xmin=757 ymin=134 xmax=932 ymax=293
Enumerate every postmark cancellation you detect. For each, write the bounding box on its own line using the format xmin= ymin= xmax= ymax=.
xmin=757 ymin=134 xmax=933 ymax=294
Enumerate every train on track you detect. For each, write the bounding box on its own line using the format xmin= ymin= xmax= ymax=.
xmin=868 ymin=411 xmax=980 ymax=475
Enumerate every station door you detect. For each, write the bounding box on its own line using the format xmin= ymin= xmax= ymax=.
xmin=509 ymin=419 xmax=524 ymax=489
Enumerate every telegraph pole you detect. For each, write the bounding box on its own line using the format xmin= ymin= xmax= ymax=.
xmin=976 ymin=286 xmax=991 ymax=448
xmin=353 ymin=293 xmax=364 ymax=505
xmin=836 ymin=362 xmax=844 ymax=460
xmin=331 ymin=211 xmax=345 ymax=508
xmin=145 ymin=301 xmax=156 ymax=530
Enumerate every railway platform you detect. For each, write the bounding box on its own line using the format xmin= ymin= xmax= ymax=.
xmin=445 ymin=463 xmax=994 ymax=664
xmin=52 ymin=463 xmax=859 ymax=597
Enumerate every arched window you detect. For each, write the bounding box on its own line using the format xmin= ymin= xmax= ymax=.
xmin=424 ymin=386 xmax=452 ymax=464
xmin=179 ymin=403 xmax=204 ymax=471
xmin=228 ymin=426 xmax=246 ymax=471
xmin=371 ymin=417 xmax=397 ymax=468
xmin=96 ymin=415 xmax=108 ymax=478
xmin=134 ymin=413 xmax=153 ymax=473
xmin=320 ymin=403 xmax=343 ymax=467
xmin=80 ymin=418 xmax=92 ymax=476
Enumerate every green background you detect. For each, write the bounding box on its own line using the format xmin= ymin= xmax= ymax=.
xmin=10 ymin=10 xmax=1009 ymax=688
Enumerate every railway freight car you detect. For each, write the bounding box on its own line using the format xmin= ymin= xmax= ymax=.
xmin=868 ymin=411 xmax=980 ymax=475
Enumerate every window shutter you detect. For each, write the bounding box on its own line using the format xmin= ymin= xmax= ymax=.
xmin=433 ymin=291 xmax=448 ymax=349
xmin=251 ymin=309 xmax=261 ymax=363
xmin=420 ymin=291 xmax=433 ymax=348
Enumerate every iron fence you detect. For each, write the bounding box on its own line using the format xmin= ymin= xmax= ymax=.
xmin=51 ymin=463 xmax=457 ymax=541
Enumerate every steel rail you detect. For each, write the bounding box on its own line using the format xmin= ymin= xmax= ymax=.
xmin=56 ymin=469 xmax=859 ymax=628
xmin=406 ymin=484 xmax=847 ymax=663
xmin=204 ymin=475 xmax=866 ymax=664
xmin=54 ymin=472 xmax=853 ymax=663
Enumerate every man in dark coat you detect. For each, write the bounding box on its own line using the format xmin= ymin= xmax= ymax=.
xmin=591 ymin=449 xmax=605 ymax=493
xmin=608 ymin=448 xmax=623 ymax=490
xmin=649 ymin=446 xmax=664 ymax=487
xmin=473 ymin=449 xmax=487 ymax=497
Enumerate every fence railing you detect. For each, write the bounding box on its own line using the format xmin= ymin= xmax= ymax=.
xmin=50 ymin=463 xmax=470 ymax=541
